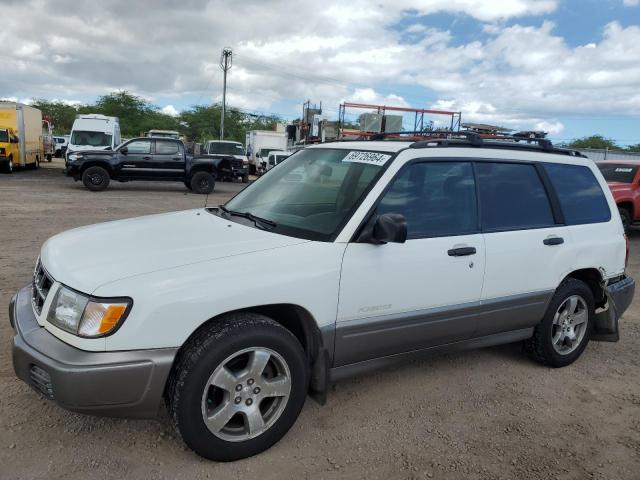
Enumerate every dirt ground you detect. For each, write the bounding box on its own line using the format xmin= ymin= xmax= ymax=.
xmin=1 ymin=160 xmax=639 ymax=480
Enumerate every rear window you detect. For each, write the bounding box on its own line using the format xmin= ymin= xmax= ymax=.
xmin=544 ymin=163 xmax=611 ymax=225
xmin=597 ymin=164 xmax=638 ymax=184
xmin=476 ymin=162 xmax=555 ymax=231
xmin=155 ymin=140 xmax=179 ymax=155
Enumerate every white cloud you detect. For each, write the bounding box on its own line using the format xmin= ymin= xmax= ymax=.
xmin=161 ymin=105 xmax=179 ymax=116
xmin=623 ymin=0 xmax=639 ymax=6
xmin=1 ymin=0 xmax=637 ymax=136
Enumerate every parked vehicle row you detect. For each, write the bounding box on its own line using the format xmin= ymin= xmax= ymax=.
xmin=10 ymin=135 xmax=634 ymax=461
xmin=0 ymin=102 xmax=44 ymax=173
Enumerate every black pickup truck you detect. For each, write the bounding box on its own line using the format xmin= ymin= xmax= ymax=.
xmin=64 ymin=137 xmax=242 ymax=194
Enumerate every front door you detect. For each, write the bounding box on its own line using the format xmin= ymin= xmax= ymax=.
xmin=335 ymin=161 xmax=485 ymax=366
xmin=117 ymin=139 xmax=153 ymax=179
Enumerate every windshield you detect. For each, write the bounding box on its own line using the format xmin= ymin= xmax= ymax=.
xmin=598 ymin=164 xmax=638 ymax=183
xmin=70 ymin=130 xmax=112 ymax=147
xmin=259 ymin=147 xmax=277 ymax=157
xmin=223 ymin=148 xmax=391 ymax=240
xmin=208 ymin=142 xmax=245 ymax=155
xmin=275 ymin=155 xmax=289 ymax=164
xmin=0 ymin=129 xmax=8 ymax=143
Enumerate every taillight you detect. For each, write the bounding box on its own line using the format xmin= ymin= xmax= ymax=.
xmin=625 ymin=234 xmax=630 ymax=270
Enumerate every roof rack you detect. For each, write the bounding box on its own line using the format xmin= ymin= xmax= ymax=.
xmin=361 ymin=130 xmax=585 ymax=158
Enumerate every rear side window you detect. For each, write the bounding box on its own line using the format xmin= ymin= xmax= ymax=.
xmin=377 ymin=161 xmax=477 ymax=238
xmin=544 ymin=163 xmax=611 ymax=225
xmin=155 ymin=140 xmax=179 ymax=155
xmin=476 ymin=162 xmax=555 ymax=231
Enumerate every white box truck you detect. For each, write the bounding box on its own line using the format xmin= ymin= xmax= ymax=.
xmin=0 ymin=102 xmax=44 ymax=173
xmin=245 ymin=130 xmax=287 ymax=174
xmin=66 ymin=114 xmax=121 ymax=159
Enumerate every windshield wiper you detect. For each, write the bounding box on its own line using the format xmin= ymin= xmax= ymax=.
xmin=218 ymin=205 xmax=277 ymax=229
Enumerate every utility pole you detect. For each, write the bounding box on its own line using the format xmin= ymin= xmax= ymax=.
xmin=219 ymin=47 xmax=232 ymax=140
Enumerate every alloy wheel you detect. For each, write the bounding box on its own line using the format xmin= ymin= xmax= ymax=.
xmin=551 ymin=295 xmax=588 ymax=355
xmin=201 ymin=347 xmax=291 ymax=442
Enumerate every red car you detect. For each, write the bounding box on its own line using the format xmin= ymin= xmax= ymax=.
xmin=597 ymin=161 xmax=640 ymax=232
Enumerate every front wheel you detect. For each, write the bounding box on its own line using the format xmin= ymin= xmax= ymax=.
xmin=82 ymin=166 xmax=110 ymax=191
xmin=190 ymin=171 xmax=215 ymax=194
xmin=525 ymin=278 xmax=594 ymax=368
xmin=167 ymin=313 xmax=309 ymax=461
xmin=2 ymin=157 xmax=13 ymax=174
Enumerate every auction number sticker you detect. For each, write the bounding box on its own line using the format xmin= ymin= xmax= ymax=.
xmin=342 ymin=151 xmax=391 ymax=166
xmin=615 ymin=168 xmax=633 ymax=172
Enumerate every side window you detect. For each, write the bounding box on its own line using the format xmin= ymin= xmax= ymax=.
xmin=476 ymin=162 xmax=554 ymax=231
xmin=155 ymin=140 xmax=179 ymax=155
xmin=544 ymin=163 xmax=611 ymax=225
xmin=377 ymin=162 xmax=477 ymax=238
xmin=126 ymin=140 xmax=151 ymax=154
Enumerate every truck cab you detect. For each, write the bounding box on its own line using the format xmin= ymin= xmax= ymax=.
xmin=67 ymin=114 xmax=121 ymax=160
xmin=202 ymin=140 xmax=249 ymax=183
xmin=265 ymin=150 xmax=291 ymax=171
xmin=0 ymin=127 xmax=19 ymax=173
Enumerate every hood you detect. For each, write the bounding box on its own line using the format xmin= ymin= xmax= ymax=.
xmin=68 ymin=145 xmax=111 ymax=153
xmin=41 ymin=209 xmax=308 ymax=294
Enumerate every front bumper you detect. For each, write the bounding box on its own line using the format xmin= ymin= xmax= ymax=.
xmin=593 ymin=275 xmax=635 ymax=342
xmin=10 ymin=286 xmax=177 ymax=418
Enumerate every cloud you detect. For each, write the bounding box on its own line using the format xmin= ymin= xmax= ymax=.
xmin=161 ymin=105 xmax=179 ymax=116
xmin=1 ymin=0 xmax=637 ymax=136
xmin=623 ymin=0 xmax=639 ymax=6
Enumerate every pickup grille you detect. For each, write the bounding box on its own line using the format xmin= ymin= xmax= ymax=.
xmin=32 ymin=259 xmax=53 ymax=316
xmin=231 ymin=158 xmax=243 ymax=169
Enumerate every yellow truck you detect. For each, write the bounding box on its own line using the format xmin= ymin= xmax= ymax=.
xmin=0 ymin=102 xmax=44 ymax=173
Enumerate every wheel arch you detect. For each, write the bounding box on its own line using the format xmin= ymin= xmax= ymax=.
xmin=561 ymin=268 xmax=605 ymax=308
xmin=188 ymin=163 xmax=218 ymax=180
xmin=166 ymin=303 xmax=330 ymax=403
xmin=80 ymin=161 xmax=114 ymax=176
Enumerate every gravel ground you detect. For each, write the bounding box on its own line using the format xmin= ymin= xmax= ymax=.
xmin=1 ymin=160 xmax=639 ymax=480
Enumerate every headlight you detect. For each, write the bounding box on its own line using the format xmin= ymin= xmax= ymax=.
xmin=68 ymin=153 xmax=82 ymax=162
xmin=47 ymin=285 xmax=131 ymax=338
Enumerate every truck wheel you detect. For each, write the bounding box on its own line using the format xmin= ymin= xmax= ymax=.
xmin=167 ymin=313 xmax=309 ymax=461
xmin=46 ymin=154 xmax=52 ymax=162
xmin=242 ymin=174 xmax=249 ymax=183
xmin=191 ymin=171 xmax=215 ymax=194
xmin=525 ymin=278 xmax=594 ymax=368
xmin=619 ymin=207 xmax=631 ymax=233
xmin=2 ymin=157 xmax=13 ymax=174
xmin=82 ymin=166 xmax=110 ymax=192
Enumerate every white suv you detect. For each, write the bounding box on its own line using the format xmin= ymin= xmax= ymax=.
xmin=10 ymin=134 xmax=635 ymax=461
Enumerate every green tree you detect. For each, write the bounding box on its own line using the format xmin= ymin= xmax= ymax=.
xmin=30 ymin=99 xmax=85 ymax=135
xmin=625 ymin=143 xmax=640 ymax=153
xmin=567 ymin=135 xmax=619 ymax=150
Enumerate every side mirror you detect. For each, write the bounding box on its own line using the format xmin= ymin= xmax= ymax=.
xmin=105 ymin=146 xmax=112 ymax=151
xmin=358 ymin=213 xmax=407 ymax=244
xmin=119 ymin=146 xmax=128 ymax=154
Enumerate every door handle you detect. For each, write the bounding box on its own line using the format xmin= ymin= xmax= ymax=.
xmin=543 ymin=236 xmax=564 ymax=246
xmin=142 ymin=156 xmax=151 ymax=160
xmin=448 ymin=246 xmax=476 ymax=257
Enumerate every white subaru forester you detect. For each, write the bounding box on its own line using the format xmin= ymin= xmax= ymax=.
xmin=10 ymin=134 xmax=635 ymax=461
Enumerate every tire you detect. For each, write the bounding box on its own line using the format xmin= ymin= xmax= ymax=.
xmin=167 ymin=313 xmax=309 ymax=461
xmin=190 ymin=171 xmax=215 ymax=194
xmin=29 ymin=157 xmax=40 ymax=170
xmin=2 ymin=156 xmax=13 ymax=174
xmin=525 ymin=278 xmax=594 ymax=368
xmin=46 ymin=154 xmax=52 ymax=162
xmin=82 ymin=166 xmax=110 ymax=192
xmin=242 ymin=174 xmax=249 ymax=184
xmin=619 ymin=207 xmax=631 ymax=233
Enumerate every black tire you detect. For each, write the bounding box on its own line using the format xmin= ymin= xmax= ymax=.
xmin=82 ymin=166 xmax=110 ymax=192
xmin=190 ymin=171 xmax=215 ymax=194
xmin=242 ymin=174 xmax=249 ymax=184
xmin=2 ymin=156 xmax=13 ymax=174
xmin=167 ymin=313 xmax=309 ymax=461
xmin=46 ymin=154 xmax=52 ymax=162
xmin=619 ymin=207 xmax=631 ymax=233
xmin=525 ymin=278 xmax=594 ymax=368
xmin=29 ymin=156 xmax=40 ymax=170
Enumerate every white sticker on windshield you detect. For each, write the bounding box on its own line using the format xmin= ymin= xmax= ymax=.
xmin=342 ymin=151 xmax=392 ymax=166
xmin=615 ymin=168 xmax=633 ymax=172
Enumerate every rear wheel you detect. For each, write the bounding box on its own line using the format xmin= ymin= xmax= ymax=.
xmin=525 ymin=278 xmax=594 ymax=368
xmin=168 ymin=313 xmax=309 ymax=461
xmin=242 ymin=174 xmax=249 ymax=184
xmin=190 ymin=171 xmax=215 ymax=194
xmin=619 ymin=207 xmax=631 ymax=233
xmin=82 ymin=166 xmax=110 ymax=191
xmin=46 ymin=154 xmax=52 ymax=162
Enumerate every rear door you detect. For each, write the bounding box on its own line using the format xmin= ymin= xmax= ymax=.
xmin=152 ymin=140 xmax=185 ymax=179
xmin=336 ymin=160 xmax=486 ymax=366
xmin=475 ymin=161 xmax=573 ymax=336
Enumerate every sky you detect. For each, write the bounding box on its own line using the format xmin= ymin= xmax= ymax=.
xmin=1 ymin=0 xmax=639 ymax=145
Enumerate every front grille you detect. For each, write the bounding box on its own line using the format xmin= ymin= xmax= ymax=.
xmin=32 ymin=259 xmax=53 ymax=315
xmin=231 ymin=159 xmax=243 ymax=169
xmin=29 ymin=365 xmax=54 ymax=399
